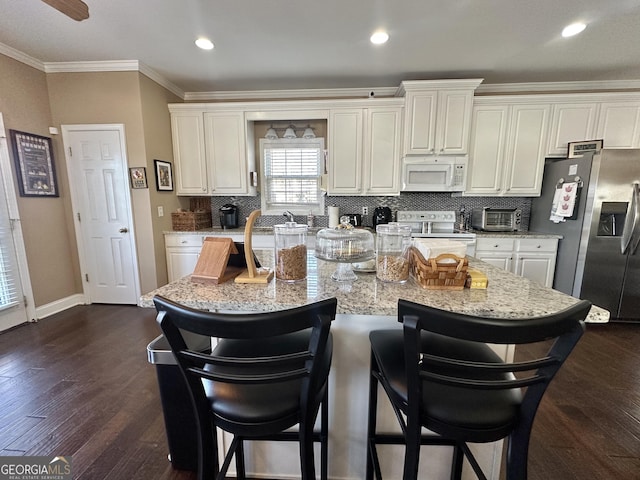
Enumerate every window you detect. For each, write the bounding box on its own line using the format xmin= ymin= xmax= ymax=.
xmin=260 ymin=138 xmax=325 ymax=215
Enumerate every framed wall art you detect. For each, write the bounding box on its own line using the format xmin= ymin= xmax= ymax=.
xmin=129 ymin=167 xmax=148 ymax=189
xmin=154 ymin=159 xmax=173 ymax=191
xmin=9 ymin=130 xmax=59 ymax=197
xmin=568 ymin=139 xmax=603 ymax=158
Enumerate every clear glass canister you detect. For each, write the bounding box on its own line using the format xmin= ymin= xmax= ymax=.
xmin=274 ymin=222 xmax=308 ymax=282
xmin=376 ymin=222 xmax=412 ymax=283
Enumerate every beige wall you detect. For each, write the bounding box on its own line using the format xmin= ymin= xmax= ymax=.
xmin=138 ymin=74 xmax=184 ymax=286
xmin=46 ymin=70 xmax=182 ymax=294
xmin=0 ymin=54 xmax=81 ymax=307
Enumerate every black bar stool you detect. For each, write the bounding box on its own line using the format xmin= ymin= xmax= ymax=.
xmin=154 ymin=295 xmax=337 ymax=480
xmin=366 ymin=298 xmax=591 ymax=480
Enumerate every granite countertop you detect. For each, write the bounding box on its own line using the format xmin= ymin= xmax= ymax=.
xmin=165 ymin=228 xmax=562 ymax=239
xmin=140 ymin=252 xmax=608 ymax=323
xmin=473 ymin=231 xmax=563 ymax=239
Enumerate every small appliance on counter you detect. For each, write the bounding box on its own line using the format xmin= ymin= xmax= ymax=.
xmin=219 ymin=204 xmax=239 ymax=229
xmin=343 ymin=214 xmax=363 ymax=227
xmin=372 ymin=206 xmax=392 ymax=227
xmin=471 ymin=207 xmax=521 ymax=232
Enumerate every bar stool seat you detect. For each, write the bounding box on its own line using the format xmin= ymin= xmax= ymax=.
xmin=366 ymin=299 xmax=592 ymax=480
xmin=154 ymin=295 xmax=337 ymax=480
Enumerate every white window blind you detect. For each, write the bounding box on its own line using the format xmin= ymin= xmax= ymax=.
xmin=0 ymin=221 xmax=19 ymax=311
xmin=260 ymin=138 xmax=325 ymax=215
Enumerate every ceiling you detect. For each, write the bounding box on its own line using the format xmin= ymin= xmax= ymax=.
xmin=1 ymin=0 xmax=640 ymax=96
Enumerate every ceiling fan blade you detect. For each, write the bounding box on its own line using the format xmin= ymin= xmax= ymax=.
xmin=41 ymin=0 xmax=89 ymax=21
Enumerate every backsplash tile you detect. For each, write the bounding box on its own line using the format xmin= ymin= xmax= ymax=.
xmin=205 ymin=194 xmax=531 ymax=231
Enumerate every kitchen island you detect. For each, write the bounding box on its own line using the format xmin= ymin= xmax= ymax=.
xmin=141 ymin=254 xmax=607 ymax=480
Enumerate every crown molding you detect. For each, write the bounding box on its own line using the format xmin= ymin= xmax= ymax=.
xmin=2 ymin=41 xmax=639 ymax=99
xmin=184 ymin=86 xmax=399 ymax=102
xmin=42 ymin=60 xmax=184 ymax=98
xmin=0 ymin=42 xmax=44 ymax=71
xmin=476 ymin=80 xmax=640 ymax=94
xmin=43 ymin=59 xmax=140 ymax=73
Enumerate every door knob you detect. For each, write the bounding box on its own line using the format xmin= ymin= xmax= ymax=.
xmin=119 ymin=227 xmax=128 ymax=233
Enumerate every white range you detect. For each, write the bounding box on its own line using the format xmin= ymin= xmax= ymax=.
xmin=396 ymin=210 xmax=477 ymax=256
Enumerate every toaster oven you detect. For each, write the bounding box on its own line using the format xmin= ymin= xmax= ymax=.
xmin=471 ymin=207 xmax=521 ymax=232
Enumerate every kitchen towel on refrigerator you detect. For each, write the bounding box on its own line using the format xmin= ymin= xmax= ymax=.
xmin=555 ymin=182 xmax=578 ymax=218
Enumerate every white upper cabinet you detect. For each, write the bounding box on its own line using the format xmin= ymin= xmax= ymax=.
xmin=327 ymin=101 xmax=403 ymax=196
xmin=545 ymin=94 xmax=640 ymax=155
xmin=170 ymin=111 xmax=208 ymax=195
xmin=596 ymin=101 xmax=640 ymax=149
xmin=400 ymin=80 xmax=482 ymax=156
xmin=204 ymin=110 xmax=256 ymax=196
xmin=547 ymin=103 xmax=598 ymax=156
xmin=328 ymin=108 xmax=363 ymax=194
xmin=169 ymin=105 xmax=256 ymax=196
xmin=466 ymin=99 xmax=550 ymax=196
xmin=364 ymin=106 xmax=403 ymax=194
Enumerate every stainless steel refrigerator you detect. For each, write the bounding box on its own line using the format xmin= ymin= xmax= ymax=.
xmin=529 ymin=149 xmax=640 ymax=321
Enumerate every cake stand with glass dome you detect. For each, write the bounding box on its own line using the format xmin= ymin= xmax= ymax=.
xmin=314 ymin=220 xmax=375 ymax=282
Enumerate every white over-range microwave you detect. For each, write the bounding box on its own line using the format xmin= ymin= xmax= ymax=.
xmin=401 ymin=156 xmax=468 ymax=192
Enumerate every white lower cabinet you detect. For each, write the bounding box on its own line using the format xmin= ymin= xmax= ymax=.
xmin=165 ymin=234 xmax=205 ymax=283
xmin=165 ymin=233 xmax=279 ymax=283
xmin=475 ymin=237 xmax=558 ymax=287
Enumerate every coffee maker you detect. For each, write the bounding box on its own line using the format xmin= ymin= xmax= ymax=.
xmin=219 ymin=204 xmax=239 ymax=229
xmin=372 ymin=207 xmax=392 ymax=227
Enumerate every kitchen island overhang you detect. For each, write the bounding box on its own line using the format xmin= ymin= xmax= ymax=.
xmin=140 ymin=255 xmax=607 ymax=480
xmin=139 ymin=255 xmax=608 ymax=323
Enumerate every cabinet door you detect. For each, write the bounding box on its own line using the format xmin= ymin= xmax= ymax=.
xmin=514 ymin=253 xmax=556 ymax=287
xmin=328 ymin=109 xmax=363 ymax=194
xmin=596 ymin=102 xmax=640 ymax=148
xmin=204 ymin=111 xmax=252 ymax=196
xmin=475 ymin=252 xmax=513 ymax=271
xmin=466 ymin=105 xmax=509 ymax=195
xmin=171 ymin=112 xmax=208 ymax=195
xmin=403 ymin=91 xmax=437 ymax=155
xmin=436 ymin=89 xmax=475 ymax=154
xmin=503 ymin=104 xmax=550 ymax=196
xmin=364 ymin=107 xmax=402 ymax=195
xmin=166 ymin=248 xmax=201 ymax=283
xmin=547 ymin=103 xmax=598 ymax=156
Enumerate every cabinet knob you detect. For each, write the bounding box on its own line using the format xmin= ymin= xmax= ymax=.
xmin=537 ymin=245 xmax=541 ymax=248
xmin=494 ymin=244 xmax=499 ymax=248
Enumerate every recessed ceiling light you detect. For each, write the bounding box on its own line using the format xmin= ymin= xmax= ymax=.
xmin=370 ymin=31 xmax=389 ymax=45
xmin=195 ymin=37 xmax=214 ymax=50
xmin=562 ymin=22 xmax=586 ymax=38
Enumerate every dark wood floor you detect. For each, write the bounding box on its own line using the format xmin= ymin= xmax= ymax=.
xmin=0 ymin=305 xmax=638 ymax=479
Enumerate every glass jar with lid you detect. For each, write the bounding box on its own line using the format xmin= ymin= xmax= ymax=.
xmin=274 ymin=222 xmax=308 ymax=282
xmin=376 ymin=222 xmax=412 ymax=283
xmin=314 ymin=220 xmax=374 ymax=281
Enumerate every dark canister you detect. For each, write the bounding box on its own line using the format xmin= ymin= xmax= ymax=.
xmin=219 ymin=204 xmax=239 ymax=229
xmin=372 ymin=207 xmax=392 ymax=227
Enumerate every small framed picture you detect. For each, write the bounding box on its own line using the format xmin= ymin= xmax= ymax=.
xmin=9 ymin=130 xmax=59 ymax=197
xmin=568 ymin=139 xmax=603 ymax=158
xmin=154 ymin=159 xmax=173 ymax=191
xmin=129 ymin=167 xmax=148 ymax=189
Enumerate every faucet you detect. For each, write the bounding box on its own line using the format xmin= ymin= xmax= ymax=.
xmin=283 ymin=211 xmax=295 ymax=222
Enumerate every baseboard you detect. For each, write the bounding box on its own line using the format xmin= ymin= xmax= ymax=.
xmin=35 ymin=294 xmax=87 ymax=320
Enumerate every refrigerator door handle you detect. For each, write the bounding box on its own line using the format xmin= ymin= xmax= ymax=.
xmin=621 ymin=182 xmax=640 ymax=254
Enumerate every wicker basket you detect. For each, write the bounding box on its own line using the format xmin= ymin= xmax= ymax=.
xmin=409 ymin=246 xmax=468 ymax=290
xmin=190 ymin=197 xmax=211 ymax=212
xmin=171 ymin=211 xmax=212 ymax=231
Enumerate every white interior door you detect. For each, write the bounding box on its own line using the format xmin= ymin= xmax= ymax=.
xmin=62 ymin=125 xmax=140 ymax=304
xmin=0 ymin=113 xmax=32 ymax=330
